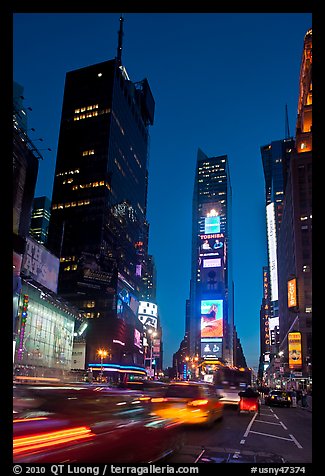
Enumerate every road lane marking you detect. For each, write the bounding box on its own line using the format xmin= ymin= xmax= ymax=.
xmin=280 ymin=421 xmax=288 ymax=430
xmin=249 ymin=430 xmax=294 ymax=441
xmin=243 ymin=412 xmax=258 ymax=437
xmin=255 ymin=420 xmax=282 ymax=426
xmin=289 ymin=434 xmax=303 ymax=449
xmin=194 ymin=449 xmax=206 ymax=462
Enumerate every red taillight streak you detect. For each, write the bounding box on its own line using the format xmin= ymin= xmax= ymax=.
xmin=13 ymin=426 xmax=94 ymax=455
xmin=14 ymin=417 xmax=48 ymax=423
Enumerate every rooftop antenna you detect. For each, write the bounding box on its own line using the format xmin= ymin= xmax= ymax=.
xmin=285 ymin=104 xmax=291 ymax=139
xmin=116 ymin=14 xmax=124 ymax=66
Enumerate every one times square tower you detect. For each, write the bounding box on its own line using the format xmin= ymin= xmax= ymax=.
xmin=47 ymin=18 xmax=155 ymax=367
xmin=188 ymin=149 xmax=234 ymax=366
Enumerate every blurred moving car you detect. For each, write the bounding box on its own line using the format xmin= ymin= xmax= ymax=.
xmin=117 ymin=379 xmax=168 ymax=396
xmin=13 ymin=382 xmax=183 ymax=463
xmin=149 ymin=381 xmax=224 ymax=428
xmin=264 ymin=390 xmax=292 ymax=408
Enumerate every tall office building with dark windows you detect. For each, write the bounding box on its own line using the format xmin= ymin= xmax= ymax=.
xmin=30 ymin=196 xmax=51 ymax=245
xmin=260 ymin=137 xmax=295 ymax=359
xmin=188 ymin=149 xmax=234 ymax=366
xmin=47 ymin=19 xmax=155 ymax=368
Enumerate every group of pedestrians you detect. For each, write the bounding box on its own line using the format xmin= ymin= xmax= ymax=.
xmin=291 ymin=388 xmax=309 ymax=408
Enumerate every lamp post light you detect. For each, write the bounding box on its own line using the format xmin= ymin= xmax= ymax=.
xmin=184 ymin=355 xmax=200 ymax=380
xmin=97 ymin=348 xmax=108 ymax=382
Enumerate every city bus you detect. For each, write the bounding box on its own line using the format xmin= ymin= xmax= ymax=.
xmin=211 ymin=366 xmax=252 ymax=406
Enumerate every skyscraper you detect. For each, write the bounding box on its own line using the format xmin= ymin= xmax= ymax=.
xmin=47 ymin=18 xmax=155 ymax=368
xmin=30 ymin=196 xmax=51 ymax=245
xmin=261 ymin=137 xmax=295 ymax=357
xmin=276 ymin=29 xmax=312 ymax=388
xmin=188 ymin=149 xmax=234 ymax=367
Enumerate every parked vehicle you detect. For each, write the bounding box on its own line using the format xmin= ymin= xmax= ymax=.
xmin=149 ymin=381 xmax=224 ymax=428
xmin=13 ymin=382 xmax=183 ymax=463
xmin=264 ymin=390 xmax=292 ymax=407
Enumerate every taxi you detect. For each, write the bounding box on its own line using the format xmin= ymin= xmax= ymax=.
xmin=150 ymin=381 xmax=224 ymax=428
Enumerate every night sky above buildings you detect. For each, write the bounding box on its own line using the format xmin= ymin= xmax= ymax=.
xmin=13 ymin=12 xmax=312 ymax=370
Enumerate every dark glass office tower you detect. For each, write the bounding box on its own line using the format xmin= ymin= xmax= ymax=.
xmin=188 ymin=149 xmax=234 ymax=366
xmin=260 ymin=137 xmax=295 ymax=358
xmin=30 ymin=196 xmax=51 ymax=244
xmin=47 ymin=45 xmax=155 ymax=367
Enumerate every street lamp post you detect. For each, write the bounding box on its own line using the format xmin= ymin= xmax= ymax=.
xmin=97 ymin=349 xmax=108 ymax=382
xmin=184 ymin=355 xmax=199 ymax=380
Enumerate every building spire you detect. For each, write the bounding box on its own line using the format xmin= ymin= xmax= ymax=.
xmin=285 ymin=104 xmax=291 ymax=139
xmin=117 ymin=14 xmax=124 ymax=66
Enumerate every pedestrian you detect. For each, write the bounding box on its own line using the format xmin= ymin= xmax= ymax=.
xmin=301 ymin=388 xmax=308 ymax=407
xmin=291 ymin=388 xmax=297 ymax=408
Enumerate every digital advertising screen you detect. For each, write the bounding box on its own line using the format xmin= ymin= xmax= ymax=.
xmin=288 ymin=332 xmax=302 ymax=369
xmin=202 ymin=258 xmax=222 ymax=268
xmin=201 ymin=341 xmax=223 ymax=359
xmin=200 ymin=299 xmax=223 ymax=338
xmin=134 ymin=328 xmax=142 ymax=348
xmin=287 ymin=278 xmax=298 ymax=308
xmin=21 ymin=237 xmax=60 ymax=294
xmin=204 ymin=215 xmax=220 ymax=234
xmin=199 ymin=234 xmax=224 ymax=257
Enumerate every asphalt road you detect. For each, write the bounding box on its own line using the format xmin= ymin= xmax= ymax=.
xmin=166 ymin=403 xmax=312 ymax=464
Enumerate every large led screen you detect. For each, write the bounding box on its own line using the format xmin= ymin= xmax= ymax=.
xmin=201 ymin=341 xmax=222 ymax=359
xmin=199 ymin=234 xmax=224 ymax=257
xmin=204 ymin=215 xmax=220 ymax=234
xmin=203 ymin=258 xmax=222 ymax=268
xmin=288 ymin=332 xmax=302 ymax=369
xmin=287 ymin=278 xmax=297 ymax=308
xmin=201 ymin=299 xmax=223 ymax=338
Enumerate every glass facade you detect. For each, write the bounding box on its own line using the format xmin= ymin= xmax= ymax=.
xmin=15 ymin=283 xmax=75 ymax=371
xmin=46 ymin=58 xmax=155 ymax=366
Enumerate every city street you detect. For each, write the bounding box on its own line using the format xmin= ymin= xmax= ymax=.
xmin=166 ymin=403 xmax=312 ymax=464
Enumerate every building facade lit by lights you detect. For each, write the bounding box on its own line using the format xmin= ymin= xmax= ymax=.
xmin=187 ymin=149 xmax=234 ymax=367
xmin=276 ymin=29 xmax=312 ymax=389
xmin=46 ymin=18 xmax=155 ymax=370
xmin=13 ymin=85 xmax=86 ymax=377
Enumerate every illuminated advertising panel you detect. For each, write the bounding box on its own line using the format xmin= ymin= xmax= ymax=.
xmin=71 ymin=342 xmax=86 ymax=370
xmin=203 ymin=258 xmax=222 ymax=268
xmin=138 ymin=301 xmax=158 ymax=329
xmin=288 ymin=332 xmax=302 ymax=369
xmin=201 ymin=341 xmax=222 ymax=359
xmin=204 ymin=215 xmax=220 ymax=234
xmin=21 ymin=237 xmax=60 ymax=294
xmin=138 ymin=314 xmax=158 ymax=329
xmin=200 ymin=299 xmax=223 ymax=338
xmin=134 ymin=329 xmax=142 ymax=348
xmin=199 ymin=234 xmax=224 ymax=257
xmin=138 ymin=301 xmax=158 ymax=317
xmin=287 ymin=278 xmax=297 ymax=308
xmin=266 ymin=203 xmax=278 ymax=301
xmin=152 ymin=338 xmax=160 ymax=357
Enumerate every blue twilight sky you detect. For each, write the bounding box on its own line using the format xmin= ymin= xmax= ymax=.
xmin=13 ymin=12 xmax=312 ymax=371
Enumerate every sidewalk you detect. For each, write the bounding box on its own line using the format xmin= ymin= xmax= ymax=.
xmin=297 ymin=395 xmax=312 ymax=412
